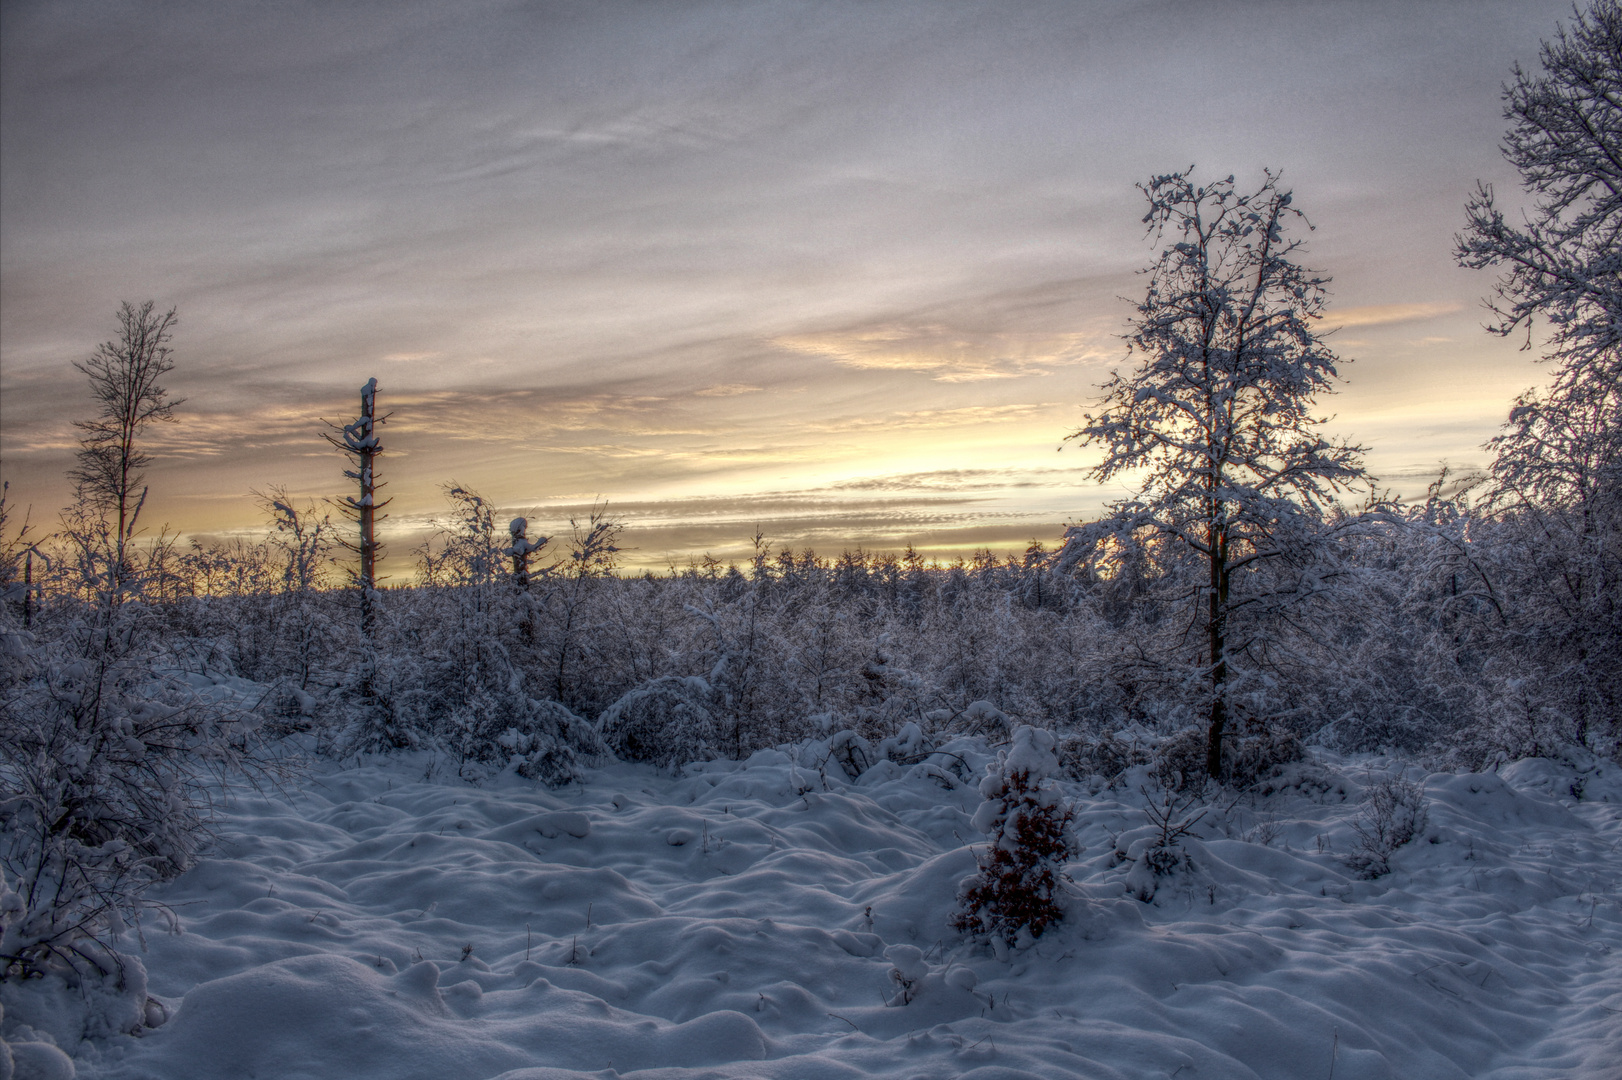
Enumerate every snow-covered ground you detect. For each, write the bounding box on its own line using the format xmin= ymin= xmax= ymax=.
xmin=11 ymin=741 xmax=1621 ymax=1080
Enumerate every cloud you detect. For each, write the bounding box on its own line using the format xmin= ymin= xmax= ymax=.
xmin=806 ymin=404 xmax=1055 ymax=434
xmin=0 ymin=0 xmax=1559 ymax=562
xmin=1327 ymin=303 xmax=1463 ymax=329
xmin=694 ymin=384 xmax=764 ymax=397
xmin=830 ymin=467 xmax=1087 ymax=492
xmin=775 ymin=322 xmax=1108 ymax=381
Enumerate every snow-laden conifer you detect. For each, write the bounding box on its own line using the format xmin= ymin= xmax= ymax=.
xmin=954 ymin=726 xmax=1076 ymax=950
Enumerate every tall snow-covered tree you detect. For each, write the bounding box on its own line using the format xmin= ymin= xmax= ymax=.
xmin=1457 ymin=0 xmax=1622 ymax=751
xmin=1063 ymin=170 xmax=1368 ymax=779
xmin=1457 ymin=0 xmax=1620 ymax=391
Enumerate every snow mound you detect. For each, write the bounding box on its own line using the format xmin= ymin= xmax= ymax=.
xmin=46 ymin=743 xmax=1620 ymax=1080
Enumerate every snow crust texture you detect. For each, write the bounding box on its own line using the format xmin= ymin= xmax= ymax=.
xmin=47 ymin=744 xmax=1622 ymax=1080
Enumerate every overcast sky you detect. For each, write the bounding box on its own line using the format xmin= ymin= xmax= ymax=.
xmin=0 ymin=0 xmax=1577 ymax=568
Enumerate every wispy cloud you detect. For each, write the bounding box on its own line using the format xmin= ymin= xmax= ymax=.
xmin=694 ymin=383 xmax=764 ymax=397
xmin=807 ymin=404 xmax=1055 ymax=433
xmin=775 ymin=322 xmax=1110 ymax=382
xmin=0 ymin=0 xmax=1555 ymax=561
xmin=1327 ymin=303 xmax=1463 ymax=328
xmin=830 ymin=467 xmax=1086 ymax=492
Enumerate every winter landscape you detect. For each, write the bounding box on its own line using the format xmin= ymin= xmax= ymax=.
xmin=3 ymin=2 xmax=1621 ymax=1078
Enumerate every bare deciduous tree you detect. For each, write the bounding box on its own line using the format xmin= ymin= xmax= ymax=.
xmin=67 ymin=301 xmax=182 ymax=604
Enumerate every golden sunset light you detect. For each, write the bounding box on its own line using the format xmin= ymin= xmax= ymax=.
xmin=0 ymin=1 xmax=1578 ymax=569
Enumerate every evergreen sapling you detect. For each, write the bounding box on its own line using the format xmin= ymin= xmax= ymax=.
xmin=954 ymin=726 xmax=1077 ymax=951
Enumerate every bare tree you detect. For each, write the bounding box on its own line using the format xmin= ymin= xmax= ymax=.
xmin=66 ymin=301 xmax=182 ymax=604
xmin=1063 ymin=171 xmax=1368 ymax=778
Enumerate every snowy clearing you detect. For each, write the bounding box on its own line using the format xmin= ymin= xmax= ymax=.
xmin=9 ymin=741 xmax=1621 ymax=1080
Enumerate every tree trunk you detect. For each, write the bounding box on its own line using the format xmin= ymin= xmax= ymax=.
xmin=1206 ymin=528 xmax=1230 ymax=780
xmin=357 ymin=383 xmax=378 ymax=637
xmin=509 ymin=518 xmax=535 ymax=644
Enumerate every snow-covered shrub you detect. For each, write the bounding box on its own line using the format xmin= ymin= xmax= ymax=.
xmin=1141 ymin=721 xmax=1301 ymax=791
xmin=877 ymin=721 xmax=935 ymax=764
xmin=1435 ymin=676 xmax=1592 ymax=773
xmin=882 ymin=943 xmax=978 ymax=1006
xmin=321 ymin=487 xmax=607 ymax=784
xmin=826 ymin=729 xmax=875 ymax=779
xmin=953 ymin=700 xmax=1012 ymax=738
xmin=0 ymin=607 xmax=261 ymax=984
xmin=1342 ymin=773 xmax=1427 ymax=879
xmin=1058 ymin=728 xmax=1149 ymax=782
xmin=332 ymin=649 xmax=424 ymax=754
xmin=1119 ymin=783 xmax=1209 ymax=901
xmin=333 ymin=639 xmax=603 ymax=787
xmin=1220 ymin=722 xmax=1304 ymax=788
xmin=533 ymin=506 xmax=624 ymax=712
xmin=255 ymin=489 xmax=338 ymax=700
xmin=851 ymin=634 xmax=932 ymax=737
xmin=597 ymin=676 xmax=722 ymax=769
xmin=444 ymin=684 xmax=519 ymax=767
xmin=497 ymin=699 xmax=606 ymax=786
xmin=885 ymin=943 xmax=927 ymax=1005
xmin=954 ymin=726 xmax=1076 ymax=948
xmin=1150 ymin=728 xmax=1209 ymax=792
xmin=1 ymin=307 xmax=273 ymax=999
